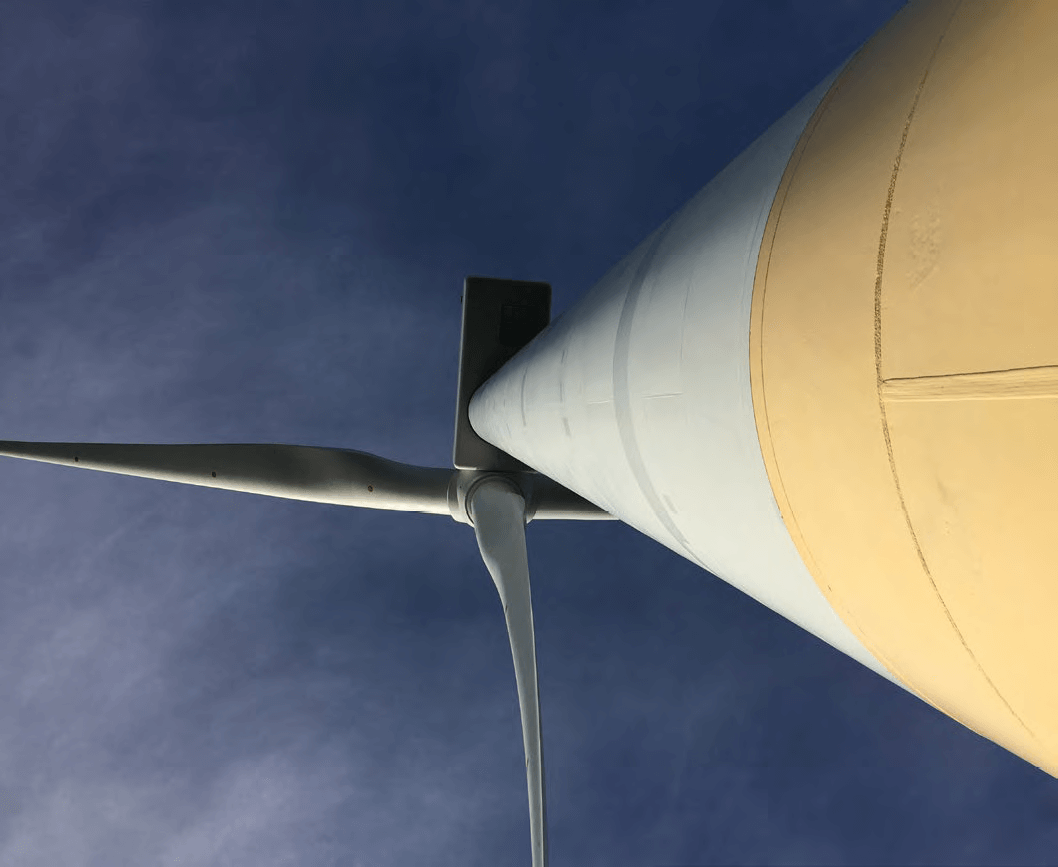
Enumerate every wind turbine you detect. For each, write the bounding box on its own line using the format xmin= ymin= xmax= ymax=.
xmin=5 ymin=1 xmax=1058 ymax=863
xmin=0 ymin=275 xmax=609 ymax=867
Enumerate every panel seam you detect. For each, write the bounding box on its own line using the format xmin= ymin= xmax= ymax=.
xmin=872 ymin=0 xmax=1039 ymax=744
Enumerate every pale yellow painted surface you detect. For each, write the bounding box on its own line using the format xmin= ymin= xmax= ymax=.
xmin=750 ymin=0 xmax=1058 ymax=775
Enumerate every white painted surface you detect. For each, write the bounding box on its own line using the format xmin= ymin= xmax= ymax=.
xmin=468 ymin=479 xmax=548 ymax=867
xmin=471 ymin=66 xmax=901 ymax=685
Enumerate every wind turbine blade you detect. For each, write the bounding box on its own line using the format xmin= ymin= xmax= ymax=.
xmin=0 ymin=441 xmax=454 ymax=514
xmin=525 ymin=474 xmax=616 ymax=521
xmin=468 ymin=477 xmax=548 ymax=867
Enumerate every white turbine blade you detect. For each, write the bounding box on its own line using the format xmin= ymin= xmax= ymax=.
xmin=0 ymin=441 xmax=454 ymax=514
xmin=524 ymin=474 xmax=616 ymax=521
xmin=468 ymin=477 xmax=548 ymax=867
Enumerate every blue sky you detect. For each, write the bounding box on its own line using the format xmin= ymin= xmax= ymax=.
xmin=1 ymin=1 xmax=1056 ymax=865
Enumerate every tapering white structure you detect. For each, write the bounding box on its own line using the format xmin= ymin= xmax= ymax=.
xmin=468 ymin=478 xmax=547 ymax=867
xmin=478 ymin=0 xmax=1058 ymax=780
xmin=467 ymin=62 xmax=896 ymax=684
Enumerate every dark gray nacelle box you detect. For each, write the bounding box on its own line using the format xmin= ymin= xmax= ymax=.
xmin=453 ymin=276 xmax=551 ymax=471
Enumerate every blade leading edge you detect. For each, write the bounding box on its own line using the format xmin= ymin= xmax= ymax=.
xmin=468 ymin=477 xmax=548 ymax=867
